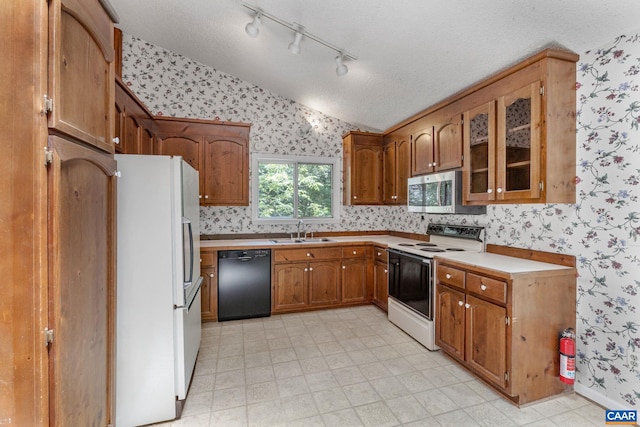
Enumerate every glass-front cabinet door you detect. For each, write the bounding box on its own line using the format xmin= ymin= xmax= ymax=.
xmin=463 ymin=101 xmax=495 ymax=203
xmin=496 ymin=81 xmax=541 ymax=201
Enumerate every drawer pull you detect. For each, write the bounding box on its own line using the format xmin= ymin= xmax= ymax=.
xmin=304 ymin=268 xmax=308 ymax=272
xmin=480 ymin=284 xmax=487 ymax=291
xmin=377 ymin=252 xmax=381 ymax=256
xmin=307 ymin=253 xmax=311 ymax=257
xmin=309 ymin=267 xmax=313 ymax=271
xmin=446 ymin=273 xmax=452 ymax=279
xmin=458 ymin=301 xmax=464 ymax=306
xmin=353 ymin=250 xmax=357 ymax=255
xmin=465 ymin=303 xmax=470 ymax=309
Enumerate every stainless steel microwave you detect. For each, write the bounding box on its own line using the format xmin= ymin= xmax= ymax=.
xmin=407 ymin=170 xmax=486 ymax=214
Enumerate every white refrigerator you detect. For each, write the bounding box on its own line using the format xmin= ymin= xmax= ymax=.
xmin=115 ymin=155 xmax=202 ymax=427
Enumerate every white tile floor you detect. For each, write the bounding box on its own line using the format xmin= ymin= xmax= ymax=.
xmin=155 ymin=305 xmax=607 ymax=427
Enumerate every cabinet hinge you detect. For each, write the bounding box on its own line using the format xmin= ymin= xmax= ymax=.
xmin=539 ymin=86 xmax=544 ymax=96
xmin=505 ymin=371 xmax=509 ymax=381
xmin=44 ymin=147 xmax=53 ymax=166
xmin=505 ymin=316 xmax=510 ymax=326
xmin=44 ymin=328 xmax=54 ymax=346
xmin=43 ymin=95 xmax=53 ymax=114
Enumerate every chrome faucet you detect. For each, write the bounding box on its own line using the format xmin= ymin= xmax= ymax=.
xmin=296 ymin=219 xmax=305 ymax=241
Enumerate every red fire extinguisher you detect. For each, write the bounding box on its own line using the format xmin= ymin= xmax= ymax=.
xmin=559 ymin=328 xmax=576 ymax=384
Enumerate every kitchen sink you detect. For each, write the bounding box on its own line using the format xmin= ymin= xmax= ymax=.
xmin=270 ymin=238 xmax=335 ymax=244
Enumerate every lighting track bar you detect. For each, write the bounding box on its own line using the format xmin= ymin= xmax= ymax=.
xmin=241 ymin=2 xmax=358 ymax=62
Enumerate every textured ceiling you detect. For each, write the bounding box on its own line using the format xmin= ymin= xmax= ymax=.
xmin=110 ymin=0 xmax=640 ymax=131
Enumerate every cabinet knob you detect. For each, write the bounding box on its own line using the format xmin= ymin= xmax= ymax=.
xmin=199 ymin=195 xmax=202 ymax=199
xmin=496 ymin=187 xmax=503 ymax=193
xmin=465 ymin=303 xmax=471 ymax=309
xmin=112 ymin=137 xmax=120 ymax=144
xmin=428 ymin=162 xmax=433 ymax=167
xmin=458 ymin=301 xmax=464 ymax=306
xmin=353 ymin=196 xmax=358 ymax=200
xmin=487 ymin=189 xmax=493 ymax=194
xmin=352 ymin=250 xmax=357 ymax=255
xmin=304 ymin=268 xmax=308 ymax=272
xmin=209 ymin=273 xmax=214 ymax=278
xmin=377 ymin=252 xmax=381 ymax=256
xmin=446 ymin=273 xmax=452 ymax=279
xmin=433 ymin=162 xmax=437 ymax=166
xmin=309 ymin=267 xmax=313 ymax=271
xmin=306 ymin=253 xmax=311 ymax=257
xmin=480 ymin=284 xmax=487 ymax=291
xmin=342 ymin=265 xmax=346 ymax=269
xmin=384 ymin=269 xmax=388 ymax=274
xmin=205 ymin=195 xmax=209 ymax=199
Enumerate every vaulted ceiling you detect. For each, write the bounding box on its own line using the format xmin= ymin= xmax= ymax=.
xmin=110 ymin=0 xmax=640 ymax=131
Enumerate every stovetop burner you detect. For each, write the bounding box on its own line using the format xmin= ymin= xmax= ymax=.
xmin=420 ymin=247 xmax=445 ymax=252
xmin=446 ymin=248 xmax=465 ymax=251
xmin=397 ymin=243 xmax=415 ymax=247
xmin=416 ymin=243 xmax=437 ymax=247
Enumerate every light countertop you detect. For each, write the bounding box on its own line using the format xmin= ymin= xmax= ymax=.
xmin=435 ymin=252 xmax=575 ymax=274
xmin=199 ymin=235 xmax=426 ymax=250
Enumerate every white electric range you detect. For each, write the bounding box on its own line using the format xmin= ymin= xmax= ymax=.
xmin=386 ymin=224 xmax=485 ymax=350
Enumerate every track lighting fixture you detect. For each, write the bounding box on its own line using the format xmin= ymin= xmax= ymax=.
xmin=244 ymin=10 xmax=262 ymax=38
xmin=241 ymin=2 xmax=356 ymax=77
xmin=288 ymin=27 xmax=303 ymax=55
xmin=335 ymin=53 xmax=348 ymax=77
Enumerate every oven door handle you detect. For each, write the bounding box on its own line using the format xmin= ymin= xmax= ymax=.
xmin=387 ymin=248 xmax=433 ymax=263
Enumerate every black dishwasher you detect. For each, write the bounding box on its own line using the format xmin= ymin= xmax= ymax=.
xmin=218 ymin=249 xmax=271 ymax=321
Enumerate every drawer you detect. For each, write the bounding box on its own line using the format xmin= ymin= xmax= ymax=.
xmin=467 ymin=273 xmax=507 ymax=304
xmin=200 ymin=251 xmax=215 ymax=267
xmin=274 ymin=247 xmax=341 ymax=262
xmin=342 ymin=245 xmax=370 ymax=259
xmin=373 ymin=246 xmax=388 ymax=263
xmin=437 ymin=265 xmax=465 ymax=290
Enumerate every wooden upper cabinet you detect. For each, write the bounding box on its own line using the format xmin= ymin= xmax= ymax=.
xmin=48 ymin=0 xmax=115 ymax=153
xmin=154 ymin=117 xmax=250 ymax=205
xmin=114 ymin=78 xmax=156 ymax=155
xmin=343 ymin=131 xmax=384 ymax=205
xmin=202 ymin=127 xmax=249 ymax=206
xmin=383 ymin=134 xmax=410 ymax=204
xmin=433 ymin=107 xmax=463 ymax=172
xmin=461 ymin=51 xmax=577 ymax=205
xmin=411 ymin=127 xmax=434 ymax=176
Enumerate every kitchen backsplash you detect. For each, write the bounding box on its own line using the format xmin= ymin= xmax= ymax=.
xmin=122 ymin=31 xmax=639 ymax=409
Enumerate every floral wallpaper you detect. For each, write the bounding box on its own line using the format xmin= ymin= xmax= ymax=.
xmin=121 ymin=31 xmax=640 ymax=409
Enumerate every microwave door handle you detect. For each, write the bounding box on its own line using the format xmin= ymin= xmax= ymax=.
xmin=182 ymin=217 xmax=194 ymax=287
xmin=436 ymin=181 xmax=443 ymax=206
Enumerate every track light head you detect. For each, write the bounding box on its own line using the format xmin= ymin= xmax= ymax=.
xmin=245 ymin=11 xmax=262 ymax=38
xmin=288 ymin=29 xmax=303 ymax=54
xmin=335 ymin=53 xmax=348 ymax=77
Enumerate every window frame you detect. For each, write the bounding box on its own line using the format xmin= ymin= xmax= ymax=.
xmin=251 ymin=153 xmax=341 ymax=225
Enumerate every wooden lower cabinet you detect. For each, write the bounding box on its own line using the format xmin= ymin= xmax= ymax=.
xmin=340 ymin=246 xmax=371 ymax=304
xmin=200 ymin=249 xmax=218 ymax=322
xmin=372 ymin=246 xmax=388 ymax=311
xmin=435 ymin=254 xmax=576 ymax=405
xmin=309 ymin=261 xmax=341 ymax=306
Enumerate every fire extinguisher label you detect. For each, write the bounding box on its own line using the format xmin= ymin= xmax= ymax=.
xmin=560 ymin=354 xmax=575 ymax=379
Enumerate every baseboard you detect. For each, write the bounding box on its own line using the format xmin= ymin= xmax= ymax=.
xmin=574 ymin=382 xmax=634 ymax=411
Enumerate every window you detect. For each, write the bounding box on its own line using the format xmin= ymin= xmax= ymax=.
xmin=252 ymin=154 xmax=341 ymax=224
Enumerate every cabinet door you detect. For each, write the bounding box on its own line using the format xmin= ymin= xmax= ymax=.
xmin=155 ymin=135 xmax=201 ymax=172
xmin=273 ymin=263 xmax=308 ymax=311
xmin=352 ymin=143 xmax=383 ymax=204
xmin=201 ymin=267 xmax=217 ymax=321
xmin=48 ymin=0 xmax=114 ymax=153
xmin=202 ymin=134 xmax=249 ymax=205
xmin=373 ymin=261 xmax=388 ymax=311
xmin=122 ymin=113 xmax=142 ymax=154
xmin=309 ymin=261 xmax=341 ymax=306
xmin=434 ymin=114 xmax=463 ymax=171
xmin=395 ymin=138 xmax=410 ymax=203
xmin=47 ymin=136 xmax=116 ymax=426
xmin=435 ymin=284 xmax=465 ymax=361
xmin=411 ymin=128 xmax=434 ymax=176
xmin=341 ymin=258 xmax=368 ymax=303
xmin=114 ymin=101 xmax=124 ymax=153
xmin=465 ymin=295 xmax=507 ymax=389
xmin=463 ymin=101 xmax=496 ymax=203
xmin=383 ymin=141 xmax=397 ymax=204
xmin=140 ymin=126 xmax=154 ymax=155
xmin=496 ymin=81 xmax=541 ymax=201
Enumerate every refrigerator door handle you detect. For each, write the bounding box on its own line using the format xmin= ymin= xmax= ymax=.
xmin=182 ymin=217 xmax=194 ymax=287
xmin=176 ymin=276 xmax=202 ymax=311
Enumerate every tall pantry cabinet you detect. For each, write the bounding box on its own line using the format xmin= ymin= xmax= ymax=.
xmin=1 ymin=0 xmax=119 ymax=426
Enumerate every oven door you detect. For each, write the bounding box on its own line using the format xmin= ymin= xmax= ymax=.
xmin=388 ymin=249 xmax=433 ymax=320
